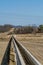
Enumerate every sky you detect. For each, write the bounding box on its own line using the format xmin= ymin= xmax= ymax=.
xmin=0 ymin=0 xmax=43 ymax=26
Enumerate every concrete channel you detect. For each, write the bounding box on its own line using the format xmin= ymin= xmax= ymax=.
xmin=1 ymin=36 xmax=42 ymax=65
xmin=13 ymin=36 xmax=41 ymax=65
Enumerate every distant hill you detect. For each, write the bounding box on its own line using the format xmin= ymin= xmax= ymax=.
xmin=0 ymin=24 xmax=43 ymax=34
xmin=0 ymin=24 xmax=14 ymax=33
xmin=0 ymin=24 xmax=22 ymax=33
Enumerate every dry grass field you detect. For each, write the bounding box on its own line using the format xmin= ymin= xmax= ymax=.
xmin=0 ymin=33 xmax=43 ymax=65
xmin=0 ymin=33 xmax=11 ymax=65
xmin=15 ymin=33 xmax=43 ymax=65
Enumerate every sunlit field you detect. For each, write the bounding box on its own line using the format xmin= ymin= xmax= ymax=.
xmin=15 ymin=33 xmax=43 ymax=64
xmin=0 ymin=33 xmax=11 ymax=64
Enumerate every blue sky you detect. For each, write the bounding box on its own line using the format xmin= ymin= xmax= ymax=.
xmin=0 ymin=0 xmax=43 ymax=25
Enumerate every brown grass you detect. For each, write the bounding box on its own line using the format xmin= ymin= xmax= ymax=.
xmin=0 ymin=33 xmax=11 ymax=65
xmin=15 ymin=34 xmax=43 ymax=64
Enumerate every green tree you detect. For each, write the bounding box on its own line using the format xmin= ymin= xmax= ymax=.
xmin=39 ymin=25 xmax=43 ymax=33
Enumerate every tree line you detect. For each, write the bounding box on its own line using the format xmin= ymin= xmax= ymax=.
xmin=0 ymin=24 xmax=13 ymax=33
xmin=0 ymin=24 xmax=43 ymax=34
xmin=14 ymin=25 xmax=43 ymax=34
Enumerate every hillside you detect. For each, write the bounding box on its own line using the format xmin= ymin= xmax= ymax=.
xmin=0 ymin=24 xmax=14 ymax=33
